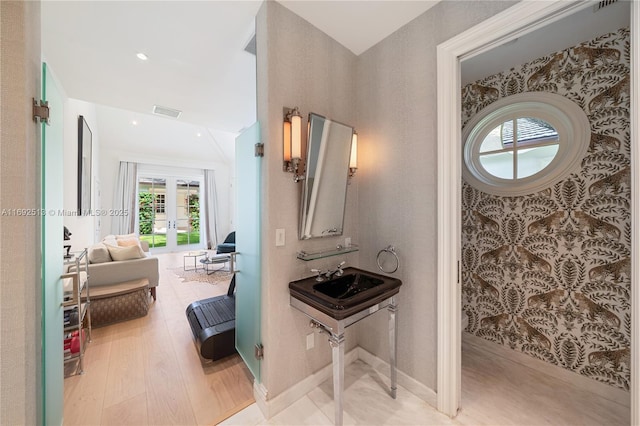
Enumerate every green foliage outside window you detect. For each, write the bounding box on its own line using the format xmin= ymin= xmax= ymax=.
xmin=188 ymin=194 xmax=199 ymax=232
xmin=138 ymin=192 xmax=154 ymax=235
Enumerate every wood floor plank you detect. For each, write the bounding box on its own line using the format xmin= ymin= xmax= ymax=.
xmin=143 ymin=324 xmax=197 ymax=425
xmin=63 ymin=338 xmax=112 ymax=425
xmin=100 ymin=392 xmax=148 ymax=426
xmin=64 ymin=252 xmax=254 ymax=426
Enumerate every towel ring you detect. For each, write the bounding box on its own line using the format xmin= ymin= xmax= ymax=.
xmin=377 ymin=245 xmax=399 ymax=274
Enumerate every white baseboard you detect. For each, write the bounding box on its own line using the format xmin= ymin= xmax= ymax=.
xmin=253 ymin=346 xmax=437 ymax=420
xmin=253 ymin=347 xmax=359 ymax=419
xmin=462 ymin=332 xmax=630 ymax=408
xmin=356 ymin=347 xmax=437 ymax=409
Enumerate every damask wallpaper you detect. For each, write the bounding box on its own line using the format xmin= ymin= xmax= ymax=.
xmin=461 ymin=28 xmax=631 ymax=390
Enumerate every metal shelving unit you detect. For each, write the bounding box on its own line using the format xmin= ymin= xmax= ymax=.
xmin=61 ymin=248 xmax=91 ymax=376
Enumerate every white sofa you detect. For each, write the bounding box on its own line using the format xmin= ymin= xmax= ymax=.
xmin=83 ymin=235 xmax=159 ymax=300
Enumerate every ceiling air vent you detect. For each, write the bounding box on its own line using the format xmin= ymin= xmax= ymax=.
xmin=593 ymin=0 xmax=618 ymax=12
xmin=152 ymin=105 xmax=182 ymax=119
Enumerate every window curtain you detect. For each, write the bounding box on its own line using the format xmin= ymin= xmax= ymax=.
xmin=204 ymin=169 xmax=220 ymax=250
xmin=112 ymin=161 xmax=137 ymax=235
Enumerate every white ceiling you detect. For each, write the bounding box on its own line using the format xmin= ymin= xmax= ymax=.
xmin=42 ymin=0 xmax=629 ymax=151
xmin=42 ymin=1 xmax=262 ymax=134
xmin=41 ymin=0 xmax=439 ymax=139
xmin=278 ymin=1 xmax=439 ymax=55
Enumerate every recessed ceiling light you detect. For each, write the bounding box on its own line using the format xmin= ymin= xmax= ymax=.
xmin=136 ymin=52 xmax=148 ymax=61
xmin=132 ymin=120 xmax=138 ymax=126
xmin=197 ymin=132 xmax=202 ymax=137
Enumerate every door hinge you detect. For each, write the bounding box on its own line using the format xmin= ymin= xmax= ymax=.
xmin=255 ymin=343 xmax=264 ymax=360
xmin=33 ymin=98 xmax=50 ymax=125
xmin=255 ymin=143 xmax=264 ymax=157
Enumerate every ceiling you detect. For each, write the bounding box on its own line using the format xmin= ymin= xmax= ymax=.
xmin=461 ymin=0 xmax=630 ymax=85
xmin=42 ymin=1 xmax=629 ymax=143
xmin=41 ymin=0 xmax=439 ymax=137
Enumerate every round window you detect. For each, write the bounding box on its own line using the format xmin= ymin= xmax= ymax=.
xmin=462 ymin=92 xmax=590 ymax=196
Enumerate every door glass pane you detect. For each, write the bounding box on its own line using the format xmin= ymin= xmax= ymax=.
xmin=176 ymin=180 xmax=200 ymax=246
xmin=517 ymin=144 xmax=559 ymax=178
xmin=138 ymin=178 xmax=166 ymax=247
xmin=235 ymin=122 xmax=261 ymax=381
xmin=479 ymin=152 xmax=513 ymax=179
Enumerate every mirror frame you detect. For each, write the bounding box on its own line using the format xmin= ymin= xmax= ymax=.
xmin=299 ymin=112 xmax=354 ymax=240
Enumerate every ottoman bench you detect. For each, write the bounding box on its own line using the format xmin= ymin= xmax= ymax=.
xmin=84 ymin=278 xmax=150 ymax=327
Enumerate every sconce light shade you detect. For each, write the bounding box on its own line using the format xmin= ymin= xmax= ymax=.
xmin=350 ymin=132 xmax=358 ymax=169
xmin=291 ymin=113 xmax=302 ymax=160
xmin=349 ymin=131 xmax=358 ymax=178
xmin=283 ymin=121 xmax=292 ymax=162
xmin=284 ymin=106 xmax=304 ymax=181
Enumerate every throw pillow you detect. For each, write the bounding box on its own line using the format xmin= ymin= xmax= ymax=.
xmin=117 ymin=238 xmax=141 ymax=248
xmin=105 ymin=244 xmax=145 ymax=261
xmin=88 ymin=243 xmax=112 ymax=264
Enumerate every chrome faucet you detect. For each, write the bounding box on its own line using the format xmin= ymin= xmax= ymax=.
xmin=311 ymin=261 xmax=346 ymax=282
xmin=311 ymin=269 xmax=324 ymax=282
xmin=325 ymin=261 xmax=346 ymax=279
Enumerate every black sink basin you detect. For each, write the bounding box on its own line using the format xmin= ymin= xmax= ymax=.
xmin=289 ymin=267 xmax=402 ymax=320
xmin=313 ymin=273 xmax=385 ymax=299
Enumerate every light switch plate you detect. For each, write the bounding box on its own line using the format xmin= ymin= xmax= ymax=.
xmin=276 ymin=228 xmax=285 ymax=246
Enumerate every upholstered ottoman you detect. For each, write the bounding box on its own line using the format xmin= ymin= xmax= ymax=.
xmin=85 ymin=278 xmax=149 ymax=327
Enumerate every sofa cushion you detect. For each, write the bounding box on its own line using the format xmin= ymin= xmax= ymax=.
xmin=117 ymin=237 xmax=142 ymax=248
xmin=88 ymin=243 xmax=112 ymax=264
xmin=105 ymin=244 xmax=145 ymax=261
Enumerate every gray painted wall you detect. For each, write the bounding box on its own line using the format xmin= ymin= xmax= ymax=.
xmin=257 ymin=1 xmax=360 ymax=398
xmin=355 ymin=1 xmax=516 ymax=391
xmin=0 ymin=1 xmax=42 ymax=423
xmin=257 ymin=0 xmax=517 ymax=400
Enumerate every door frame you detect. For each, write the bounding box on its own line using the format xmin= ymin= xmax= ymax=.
xmin=436 ymin=1 xmax=639 ymax=423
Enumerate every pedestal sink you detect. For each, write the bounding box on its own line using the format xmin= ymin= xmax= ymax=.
xmin=289 ymin=267 xmax=402 ymax=426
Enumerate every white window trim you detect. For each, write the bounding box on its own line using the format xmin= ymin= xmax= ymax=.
xmin=462 ymin=92 xmax=590 ymax=196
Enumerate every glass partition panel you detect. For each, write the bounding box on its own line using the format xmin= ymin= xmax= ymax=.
xmin=235 ymin=122 xmax=262 ymax=381
xmin=42 ymin=62 xmax=65 ymax=426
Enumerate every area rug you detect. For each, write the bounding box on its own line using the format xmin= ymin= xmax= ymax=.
xmin=169 ymin=267 xmax=233 ymax=285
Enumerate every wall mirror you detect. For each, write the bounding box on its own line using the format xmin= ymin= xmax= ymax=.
xmin=299 ymin=113 xmax=354 ymax=239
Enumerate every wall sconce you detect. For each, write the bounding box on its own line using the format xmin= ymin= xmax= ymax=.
xmin=349 ymin=131 xmax=358 ymax=178
xmin=283 ymin=106 xmax=304 ymax=181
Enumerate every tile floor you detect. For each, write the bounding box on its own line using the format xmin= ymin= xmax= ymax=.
xmin=222 ymin=342 xmax=630 ymax=426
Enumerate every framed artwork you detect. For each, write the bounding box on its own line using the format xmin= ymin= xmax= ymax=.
xmin=78 ymin=115 xmax=92 ymax=215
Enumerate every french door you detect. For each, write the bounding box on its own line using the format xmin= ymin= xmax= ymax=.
xmin=137 ymin=175 xmax=203 ymax=252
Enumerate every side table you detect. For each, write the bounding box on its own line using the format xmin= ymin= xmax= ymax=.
xmin=199 ymin=254 xmax=231 ymax=275
xmin=184 ymin=251 xmax=207 ymax=271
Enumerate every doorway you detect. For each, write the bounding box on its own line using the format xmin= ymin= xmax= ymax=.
xmin=436 ymin=1 xmax=639 ymax=423
xmin=137 ymin=175 xmax=203 ymax=252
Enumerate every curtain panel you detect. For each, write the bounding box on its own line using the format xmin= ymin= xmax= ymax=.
xmin=112 ymin=161 xmax=137 ymax=235
xmin=204 ymin=169 xmax=220 ymax=249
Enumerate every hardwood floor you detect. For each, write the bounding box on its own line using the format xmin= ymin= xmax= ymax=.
xmin=63 ymin=252 xmax=254 ymax=426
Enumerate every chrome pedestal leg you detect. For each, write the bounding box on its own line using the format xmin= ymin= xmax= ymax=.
xmin=389 ymin=299 xmax=398 ymax=399
xmin=329 ymin=333 xmax=345 ymax=426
